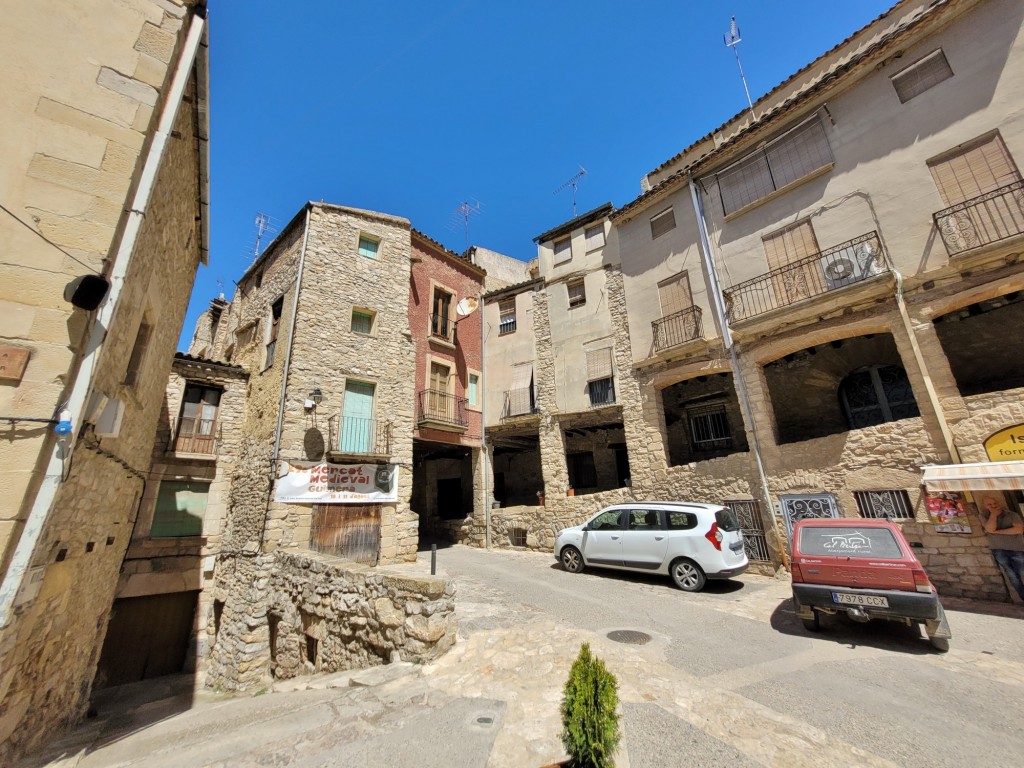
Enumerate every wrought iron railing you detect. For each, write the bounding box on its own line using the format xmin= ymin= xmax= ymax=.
xmin=723 ymin=231 xmax=886 ymax=323
xmin=652 ymin=306 xmax=703 ymax=352
xmin=169 ymin=417 xmax=220 ymax=455
xmin=430 ymin=313 xmax=454 ymax=342
xmin=417 ymin=389 xmax=468 ymax=428
xmin=503 ymin=387 xmax=537 ymax=418
xmin=327 ymin=415 xmax=393 ymax=456
xmin=933 ymin=180 xmax=1024 ymax=256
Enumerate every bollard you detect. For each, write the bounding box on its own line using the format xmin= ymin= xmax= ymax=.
xmin=431 ymin=543 xmax=437 ymax=576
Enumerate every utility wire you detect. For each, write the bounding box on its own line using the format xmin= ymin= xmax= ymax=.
xmin=0 ymin=202 xmax=103 ymax=275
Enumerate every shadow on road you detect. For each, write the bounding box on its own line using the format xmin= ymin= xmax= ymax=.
xmin=547 ymin=561 xmax=747 ymax=596
xmin=769 ymin=597 xmax=939 ymax=656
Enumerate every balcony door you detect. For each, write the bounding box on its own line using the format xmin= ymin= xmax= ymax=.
xmin=428 ymin=362 xmax=450 ymax=420
xmin=763 ymin=220 xmax=821 ymax=305
xmin=341 ymin=380 xmax=375 ymax=453
xmin=177 ymin=384 xmax=221 ymax=454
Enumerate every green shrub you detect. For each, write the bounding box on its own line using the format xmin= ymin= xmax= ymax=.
xmin=560 ymin=642 xmax=621 ymax=768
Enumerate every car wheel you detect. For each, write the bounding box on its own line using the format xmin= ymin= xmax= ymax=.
xmin=560 ymin=546 xmax=584 ymax=574
xmin=929 ymin=635 xmax=950 ymax=653
xmin=670 ymin=559 xmax=706 ymax=592
xmin=801 ymin=612 xmax=821 ymax=632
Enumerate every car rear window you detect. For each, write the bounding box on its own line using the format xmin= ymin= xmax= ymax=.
xmin=715 ymin=509 xmax=739 ymax=532
xmin=797 ymin=526 xmax=904 ymax=559
xmin=666 ymin=511 xmax=697 ymax=530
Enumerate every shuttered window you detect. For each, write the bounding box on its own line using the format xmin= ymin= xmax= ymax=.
xmin=657 ymin=272 xmax=693 ymax=317
xmin=928 ymin=133 xmax=1021 ymax=206
xmin=568 ymin=279 xmax=586 ymax=308
xmin=498 ymin=297 xmax=517 ymax=334
xmin=717 ymin=116 xmax=833 ymax=215
xmin=650 ymin=207 xmax=676 ymax=239
xmin=585 ymin=224 xmax=605 ymax=251
xmin=586 ymin=347 xmax=613 ymax=381
xmin=553 ymin=238 xmax=572 ymax=265
xmin=351 ymin=309 xmax=374 ymax=334
xmin=891 ymin=49 xmax=953 ymax=103
xmin=358 ymin=235 xmax=379 ymax=259
xmin=762 ymin=219 xmax=820 ymax=269
xmin=507 ymin=363 xmax=534 ymax=416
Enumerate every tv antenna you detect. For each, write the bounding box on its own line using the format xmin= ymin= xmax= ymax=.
xmin=554 ymin=166 xmax=587 ymax=217
xmin=252 ymin=212 xmax=276 ymax=257
xmin=447 ymin=200 xmax=482 ymax=251
xmin=724 ymin=17 xmax=756 ymax=120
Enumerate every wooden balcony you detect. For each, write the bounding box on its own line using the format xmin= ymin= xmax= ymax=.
xmin=169 ymin=417 xmax=219 ymax=457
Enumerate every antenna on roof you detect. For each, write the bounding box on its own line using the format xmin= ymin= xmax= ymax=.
xmin=447 ymin=200 xmax=483 ymax=251
xmin=554 ymin=166 xmax=587 ymax=217
xmin=724 ymin=16 xmax=756 ymax=121
xmin=252 ymin=212 xmax=277 ymax=258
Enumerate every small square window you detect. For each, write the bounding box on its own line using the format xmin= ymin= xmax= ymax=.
xmin=687 ymin=402 xmax=732 ymax=451
xmin=567 ymin=279 xmax=586 ymax=308
xmin=351 ymin=309 xmax=375 ymax=334
xmin=358 ymin=235 xmax=380 ymax=259
xmin=891 ymin=49 xmax=953 ymax=104
xmin=650 ymin=207 xmax=676 ymax=239
xmin=553 ymin=238 xmax=572 ymax=265
xmin=585 ymin=224 xmax=605 ymax=251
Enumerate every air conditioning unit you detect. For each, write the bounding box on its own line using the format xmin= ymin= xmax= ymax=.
xmin=822 ymin=241 xmax=883 ymax=290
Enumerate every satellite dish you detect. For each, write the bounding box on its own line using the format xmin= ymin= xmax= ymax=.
xmin=456 ymin=297 xmax=479 ymax=317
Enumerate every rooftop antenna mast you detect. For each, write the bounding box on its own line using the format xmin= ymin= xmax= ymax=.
xmin=724 ymin=17 xmax=756 ymax=120
xmin=554 ymin=166 xmax=587 ymax=217
xmin=448 ymin=200 xmax=482 ymax=251
xmin=253 ymin=212 xmax=272 ymax=257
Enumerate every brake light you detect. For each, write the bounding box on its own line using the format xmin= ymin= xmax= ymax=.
xmin=791 ymin=561 xmax=804 ymax=583
xmin=705 ymin=522 xmax=723 ymax=551
xmin=912 ymin=568 xmax=934 ymax=594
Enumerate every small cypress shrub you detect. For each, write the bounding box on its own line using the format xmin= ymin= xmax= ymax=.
xmin=560 ymin=642 xmax=621 ymax=768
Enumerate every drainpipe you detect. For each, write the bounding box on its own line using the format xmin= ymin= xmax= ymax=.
xmin=481 ymin=293 xmax=490 ymax=549
xmin=0 ymin=8 xmax=207 ymax=626
xmin=891 ymin=269 xmax=960 ymax=463
xmin=688 ymin=176 xmax=789 ymax=569
xmin=261 ymin=205 xmax=313 ymax=551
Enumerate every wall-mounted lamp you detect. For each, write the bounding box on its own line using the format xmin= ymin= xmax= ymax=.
xmin=305 ymin=387 xmax=323 ymax=411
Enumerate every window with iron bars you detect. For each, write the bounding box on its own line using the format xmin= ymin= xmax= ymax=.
xmin=854 ymin=490 xmax=914 ymax=520
xmin=687 ymin=402 xmax=732 ymax=451
xmin=499 ymin=297 xmax=517 ymax=335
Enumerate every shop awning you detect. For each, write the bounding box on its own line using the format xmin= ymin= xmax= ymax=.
xmin=922 ymin=461 xmax=1024 ymax=491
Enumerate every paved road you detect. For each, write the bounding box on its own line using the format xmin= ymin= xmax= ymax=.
xmin=21 ymin=545 xmax=1024 ymax=768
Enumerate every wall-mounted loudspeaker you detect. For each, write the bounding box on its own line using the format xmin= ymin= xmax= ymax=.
xmin=64 ymin=274 xmax=111 ymax=311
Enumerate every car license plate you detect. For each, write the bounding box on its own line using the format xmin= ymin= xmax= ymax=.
xmin=729 ymin=539 xmax=744 ymax=552
xmin=832 ymin=592 xmax=888 ymax=608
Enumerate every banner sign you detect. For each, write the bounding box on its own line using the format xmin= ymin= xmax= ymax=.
xmin=274 ymin=461 xmax=398 ymax=504
xmin=925 ymin=489 xmax=972 ymax=534
xmin=985 ymin=423 xmax=1024 ymax=462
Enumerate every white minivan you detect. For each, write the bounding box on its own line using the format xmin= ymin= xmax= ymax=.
xmin=554 ymin=502 xmax=748 ymax=591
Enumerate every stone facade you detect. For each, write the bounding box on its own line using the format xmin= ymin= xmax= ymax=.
xmin=0 ymin=3 xmax=208 ymax=760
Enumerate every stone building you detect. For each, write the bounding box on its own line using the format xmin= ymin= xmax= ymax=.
xmin=481 ymin=0 xmax=1024 ymax=605
xmin=0 ymin=1 xmax=210 ymax=760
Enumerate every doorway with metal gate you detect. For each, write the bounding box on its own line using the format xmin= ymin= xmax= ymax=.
xmin=723 ymin=499 xmax=772 ymax=563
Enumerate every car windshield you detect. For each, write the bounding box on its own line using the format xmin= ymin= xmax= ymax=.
xmin=715 ymin=508 xmax=739 ymax=532
xmin=797 ymin=526 xmax=904 ymax=559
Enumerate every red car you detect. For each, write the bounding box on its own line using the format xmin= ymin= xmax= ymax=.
xmin=790 ymin=518 xmax=951 ymax=652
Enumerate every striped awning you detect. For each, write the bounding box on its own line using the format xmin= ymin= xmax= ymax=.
xmin=922 ymin=461 xmax=1024 ymax=491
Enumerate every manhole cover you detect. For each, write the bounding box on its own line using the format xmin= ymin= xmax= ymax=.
xmin=606 ymin=630 xmax=652 ymax=645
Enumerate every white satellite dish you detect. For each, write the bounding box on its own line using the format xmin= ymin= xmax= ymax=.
xmin=456 ymin=297 xmax=479 ymax=317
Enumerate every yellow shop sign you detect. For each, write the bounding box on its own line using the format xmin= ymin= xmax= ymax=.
xmin=985 ymin=423 xmax=1024 ymax=462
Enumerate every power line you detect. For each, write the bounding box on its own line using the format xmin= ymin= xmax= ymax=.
xmin=0 ymin=202 xmax=102 ymax=275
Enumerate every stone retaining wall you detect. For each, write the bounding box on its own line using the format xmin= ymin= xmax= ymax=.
xmin=205 ymin=550 xmax=455 ymax=691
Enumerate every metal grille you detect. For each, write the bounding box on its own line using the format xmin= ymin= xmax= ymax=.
xmin=417 ymin=389 xmax=469 ymax=428
xmin=934 ymin=180 xmax=1024 ymax=256
xmin=310 ymin=504 xmax=380 ymax=565
xmin=499 ymin=298 xmax=517 ymax=335
xmin=688 ymin=403 xmax=731 ymax=451
xmin=724 ymin=499 xmax=770 ymax=563
xmin=780 ymin=494 xmax=840 ymax=539
xmin=509 ymin=528 xmax=527 ymax=547
xmin=587 ymin=378 xmax=615 ymax=406
xmin=854 ymin=490 xmax=914 ymax=520
xmin=652 ymin=306 xmax=703 ymax=352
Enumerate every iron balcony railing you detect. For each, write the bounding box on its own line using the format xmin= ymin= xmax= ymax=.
xmin=417 ymin=389 xmax=468 ymax=429
xmin=934 ymin=180 xmax=1024 ymax=256
xmin=652 ymin=305 xmax=703 ymax=352
xmin=430 ymin=313 xmax=455 ymax=342
xmin=723 ymin=231 xmax=886 ymax=323
xmin=169 ymin=417 xmax=220 ymax=455
xmin=503 ymin=387 xmax=537 ymax=418
xmin=327 ymin=415 xmax=393 ymax=456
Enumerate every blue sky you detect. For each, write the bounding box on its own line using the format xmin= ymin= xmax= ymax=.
xmin=185 ymin=0 xmax=895 ymax=347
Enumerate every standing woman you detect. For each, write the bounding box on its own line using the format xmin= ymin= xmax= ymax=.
xmin=979 ymin=494 xmax=1024 ymax=601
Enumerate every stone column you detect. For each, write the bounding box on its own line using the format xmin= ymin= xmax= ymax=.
xmin=533 ymin=288 xmax=570 ymax=495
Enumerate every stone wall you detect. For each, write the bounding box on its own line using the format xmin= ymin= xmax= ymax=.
xmin=0 ymin=29 xmax=204 ymax=760
xmin=205 ymin=551 xmax=456 ymax=691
